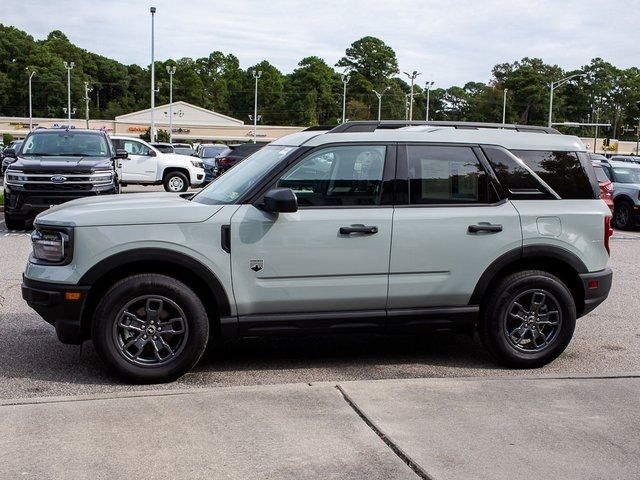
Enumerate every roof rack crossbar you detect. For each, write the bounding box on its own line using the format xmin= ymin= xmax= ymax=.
xmin=328 ymin=121 xmax=560 ymax=134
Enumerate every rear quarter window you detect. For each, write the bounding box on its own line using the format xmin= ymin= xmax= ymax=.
xmin=511 ymin=150 xmax=596 ymax=199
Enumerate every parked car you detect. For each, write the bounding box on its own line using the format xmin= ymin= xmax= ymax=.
xmin=196 ymin=143 xmax=228 ymax=183
xmin=150 ymin=142 xmax=175 ymax=154
xmin=3 ymin=129 xmax=121 ymax=230
xmin=21 ymin=121 xmax=612 ymax=383
xmin=600 ymin=160 xmax=640 ymax=229
xmin=609 ymin=155 xmax=640 ymax=164
xmin=215 ymin=142 xmax=267 ymax=176
xmin=592 ymin=161 xmax=614 ymax=212
xmin=172 ymin=143 xmax=195 ymax=156
xmin=110 ymin=136 xmax=205 ymax=192
xmin=2 ymin=140 xmax=24 ymax=175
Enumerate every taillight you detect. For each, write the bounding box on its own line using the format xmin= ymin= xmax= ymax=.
xmin=604 ymin=216 xmax=613 ymax=255
xmin=217 ymin=157 xmax=229 ymax=166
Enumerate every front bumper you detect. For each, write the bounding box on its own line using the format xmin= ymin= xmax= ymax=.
xmin=22 ymin=276 xmax=90 ymax=344
xmin=579 ymin=267 xmax=613 ymax=317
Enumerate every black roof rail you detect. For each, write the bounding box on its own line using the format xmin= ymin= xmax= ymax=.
xmin=302 ymin=125 xmax=334 ymax=131
xmin=328 ymin=121 xmax=560 ymax=134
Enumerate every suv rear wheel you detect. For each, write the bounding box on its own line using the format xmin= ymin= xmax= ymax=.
xmin=479 ymin=270 xmax=576 ymax=368
xmin=163 ymin=171 xmax=189 ymax=193
xmin=92 ymin=274 xmax=209 ymax=383
xmin=614 ymin=200 xmax=633 ymax=230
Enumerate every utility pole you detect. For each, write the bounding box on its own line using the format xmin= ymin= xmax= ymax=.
xmin=425 ymin=81 xmax=434 ymax=121
xmin=63 ymin=61 xmax=74 ymax=126
xmin=592 ymin=102 xmax=600 ymax=154
xmin=403 ymin=70 xmax=421 ymax=121
xmin=372 ymin=86 xmax=390 ymax=121
xmin=83 ymin=81 xmax=92 ymax=129
xmin=341 ymin=74 xmax=350 ymax=124
xmin=404 ymin=94 xmax=411 ymax=121
xmin=252 ymin=70 xmax=262 ymax=143
xmin=635 ymin=117 xmax=640 ymax=156
xmin=150 ymin=6 xmax=157 ymax=142
xmin=26 ymin=68 xmax=35 ymax=130
xmin=502 ymin=88 xmax=508 ymax=125
xmin=166 ymin=65 xmax=176 ymax=143
xmin=548 ymin=73 xmax=586 ymax=127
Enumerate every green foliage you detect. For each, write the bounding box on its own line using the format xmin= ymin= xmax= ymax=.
xmin=3 ymin=133 xmax=14 ymax=144
xmin=139 ymin=128 xmax=169 ymax=143
xmin=1 ymin=23 xmax=640 ymax=138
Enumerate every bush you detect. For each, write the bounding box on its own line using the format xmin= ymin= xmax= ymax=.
xmin=3 ymin=133 xmax=14 ymax=145
xmin=139 ymin=128 xmax=170 ymax=143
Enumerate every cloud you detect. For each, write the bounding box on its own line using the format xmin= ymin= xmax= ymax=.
xmin=4 ymin=0 xmax=639 ymax=87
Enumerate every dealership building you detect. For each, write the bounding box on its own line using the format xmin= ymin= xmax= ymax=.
xmin=0 ymin=101 xmax=303 ymax=143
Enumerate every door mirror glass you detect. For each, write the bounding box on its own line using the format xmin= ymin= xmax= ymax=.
xmin=114 ymin=149 xmax=128 ymax=159
xmin=263 ymin=188 xmax=298 ymax=213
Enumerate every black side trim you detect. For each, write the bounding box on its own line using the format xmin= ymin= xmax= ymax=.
xmin=469 ymin=245 xmax=588 ymax=305
xmin=579 ymin=267 xmax=613 ymax=317
xmin=221 ymin=225 xmax=231 ymax=253
xmin=78 ymin=248 xmax=231 ymax=317
xmin=387 ymin=306 xmax=478 ymax=332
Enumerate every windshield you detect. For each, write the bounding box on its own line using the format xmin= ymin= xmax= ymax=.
xmin=21 ymin=132 xmax=110 ymax=157
xmin=593 ymin=165 xmax=610 ymax=182
xmin=612 ymin=167 xmax=640 ymax=184
xmin=202 ymin=146 xmax=227 ymax=158
xmin=192 ymin=145 xmax=298 ymax=205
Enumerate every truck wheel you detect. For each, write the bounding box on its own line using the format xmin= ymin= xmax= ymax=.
xmin=479 ymin=270 xmax=576 ymax=369
xmin=614 ymin=201 xmax=633 ymax=230
xmin=163 ymin=171 xmax=189 ymax=193
xmin=92 ymin=274 xmax=209 ymax=383
xmin=4 ymin=214 xmax=25 ymax=231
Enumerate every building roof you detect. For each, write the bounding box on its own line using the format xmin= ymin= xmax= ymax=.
xmin=115 ymin=101 xmax=244 ymax=126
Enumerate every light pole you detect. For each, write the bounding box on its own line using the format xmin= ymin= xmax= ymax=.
xmin=372 ymin=86 xmax=390 ymax=121
xmin=403 ymin=70 xmax=421 ymax=121
xmin=26 ymin=68 xmax=35 ymax=130
xmin=63 ymin=61 xmax=74 ymax=126
xmin=424 ymin=81 xmax=434 ymax=121
xmin=341 ymin=74 xmax=350 ymax=124
xmin=548 ymin=73 xmax=586 ymax=127
xmin=83 ymin=81 xmax=93 ymax=129
xmin=252 ymin=70 xmax=262 ymax=143
xmin=502 ymin=88 xmax=508 ymax=125
xmin=150 ymin=6 xmax=157 ymax=142
xmin=592 ymin=100 xmax=601 ymax=154
xmin=404 ymin=94 xmax=412 ymax=121
xmin=166 ymin=65 xmax=176 ymax=143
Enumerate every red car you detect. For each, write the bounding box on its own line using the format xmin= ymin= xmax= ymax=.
xmin=592 ymin=161 xmax=614 ymax=212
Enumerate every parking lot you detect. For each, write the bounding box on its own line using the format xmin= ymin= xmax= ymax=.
xmin=1 ymin=199 xmax=639 ymax=399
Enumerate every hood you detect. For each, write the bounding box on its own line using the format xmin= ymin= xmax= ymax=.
xmin=159 ymin=153 xmax=198 ymax=164
xmin=35 ymin=192 xmax=222 ymax=227
xmin=12 ymin=156 xmax=113 ymax=172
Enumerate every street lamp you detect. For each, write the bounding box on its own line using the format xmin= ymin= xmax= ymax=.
xmin=404 ymin=93 xmax=412 ymax=121
xmin=63 ymin=61 xmax=74 ymax=126
xmin=150 ymin=6 xmax=157 ymax=142
xmin=341 ymin=74 xmax=350 ymax=124
xmin=83 ymin=81 xmax=93 ymax=129
xmin=372 ymin=86 xmax=390 ymax=121
xmin=166 ymin=65 xmax=176 ymax=143
xmin=26 ymin=68 xmax=36 ymax=130
xmin=548 ymin=73 xmax=586 ymax=127
xmin=424 ymin=81 xmax=434 ymax=121
xmin=502 ymin=88 xmax=508 ymax=125
xmin=252 ymin=70 xmax=262 ymax=143
xmin=403 ymin=70 xmax=421 ymax=121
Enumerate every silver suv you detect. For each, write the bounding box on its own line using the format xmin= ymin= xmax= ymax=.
xmin=21 ymin=121 xmax=613 ymax=383
xmin=599 ymin=160 xmax=640 ymax=229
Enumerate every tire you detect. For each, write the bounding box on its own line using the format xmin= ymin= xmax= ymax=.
xmin=92 ymin=274 xmax=209 ymax=383
xmin=479 ymin=270 xmax=576 ymax=368
xmin=163 ymin=171 xmax=189 ymax=193
xmin=614 ymin=201 xmax=633 ymax=230
xmin=4 ymin=214 xmax=25 ymax=231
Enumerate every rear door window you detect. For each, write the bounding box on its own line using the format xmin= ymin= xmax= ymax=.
xmin=511 ymin=150 xmax=595 ymax=199
xmin=482 ymin=146 xmax=552 ymax=199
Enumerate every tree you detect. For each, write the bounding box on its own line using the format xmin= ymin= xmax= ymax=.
xmin=140 ymin=128 xmax=169 ymax=142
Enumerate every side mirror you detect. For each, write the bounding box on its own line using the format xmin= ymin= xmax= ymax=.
xmin=114 ymin=149 xmax=128 ymax=159
xmin=263 ymin=188 xmax=298 ymax=213
xmin=4 ymin=148 xmax=16 ymax=158
xmin=148 ymin=149 xmax=157 ymax=157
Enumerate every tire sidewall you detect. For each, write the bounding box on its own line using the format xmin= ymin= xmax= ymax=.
xmin=483 ymin=272 xmax=576 ymax=367
xmin=92 ymin=274 xmax=209 ymax=383
xmin=163 ymin=172 xmax=189 ymax=192
xmin=614 ymin=202 xmax=632 ymax=229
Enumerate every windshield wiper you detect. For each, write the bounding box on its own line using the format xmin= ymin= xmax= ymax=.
xmin=22 ymin=153 xmax=56 ymax=156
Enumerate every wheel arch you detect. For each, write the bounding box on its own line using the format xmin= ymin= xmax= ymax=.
xmin=161 ymin=167 xmax=191 ymax=183
xmin=470 ymin=245 xmax=588 ymax=317
xmin=613 ymin=194 xmax=635 ymax=206
xmin=79 ymin=248 xmax=232 ymax=340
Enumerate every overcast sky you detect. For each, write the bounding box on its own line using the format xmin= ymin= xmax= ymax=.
xmin=4 ymin=0 xmax=639 ymax=87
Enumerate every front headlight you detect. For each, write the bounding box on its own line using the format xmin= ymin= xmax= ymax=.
xmin=89 ymin=171 xmax=114 ymax=184
xmin=31 ymin=227 xmax=72 ymax=264
xmin=190 ymin=160 xmax=204 ymax=169
xmin=5 ymin=169 xmax=27 ymax=185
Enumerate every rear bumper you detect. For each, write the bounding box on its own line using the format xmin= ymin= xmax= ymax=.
xmin=579 ymin=267 xmax=613 ymax=317
xmin=21 ymin=276 xmax=90 ymax=345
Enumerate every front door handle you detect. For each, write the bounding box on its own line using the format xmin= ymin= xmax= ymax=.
xmin=339 ymin=224 xmax=378 ymax=235
xmin=468 ymin=222 xmax=503 ymax=233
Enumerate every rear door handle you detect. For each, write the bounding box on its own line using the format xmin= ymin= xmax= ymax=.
xmin=468 ymin=222 xmax=503 ymax=233
xmin=339 ymin=224 xmax=378 ymax=235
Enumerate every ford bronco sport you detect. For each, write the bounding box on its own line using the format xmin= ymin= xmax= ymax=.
xmin=22 ymin=121 xmax=613 ymax=383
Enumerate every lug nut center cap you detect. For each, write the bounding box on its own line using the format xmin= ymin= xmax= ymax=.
xmin=146 ymin=326 xmax=156 ymax=335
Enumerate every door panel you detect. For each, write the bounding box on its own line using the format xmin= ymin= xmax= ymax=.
xmin=120 ymin=140 xmax=157 ymax=182
xmin=230 ymin=205 xmax=393 ymax=316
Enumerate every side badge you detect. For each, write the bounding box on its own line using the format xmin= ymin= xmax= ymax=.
xmin=250 ymin=259 xmax=264 ymax=272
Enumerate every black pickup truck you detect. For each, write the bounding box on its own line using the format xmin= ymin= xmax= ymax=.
xmin=3 ymin=128 xmax=127 ymax=230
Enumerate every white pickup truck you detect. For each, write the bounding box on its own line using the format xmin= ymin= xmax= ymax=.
xmin=110 ymin=136 xmax=205 ymax=192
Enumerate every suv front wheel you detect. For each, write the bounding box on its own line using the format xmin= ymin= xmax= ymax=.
xmin=614 ymin=200 xmax=633 ymax=230
xmin=479 ymin=270 xmax=576 ymax=368
xmin=92 ymin=274 xmax=209 ymax=383
xmin=163 ymin=171 xmax=189 ymax=193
